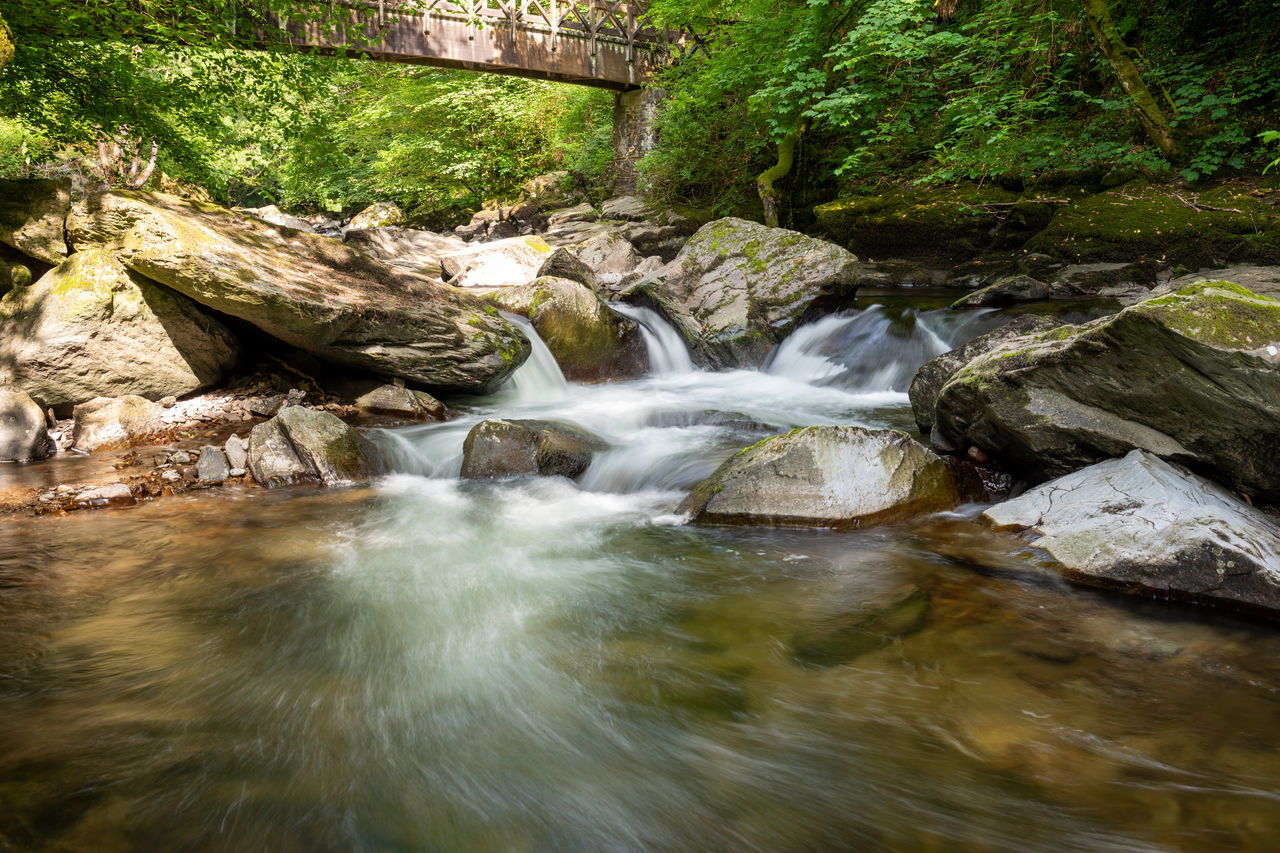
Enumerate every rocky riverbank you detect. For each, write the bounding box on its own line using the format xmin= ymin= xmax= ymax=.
xmin=4 ymin=173 xmax=1280 ymax=623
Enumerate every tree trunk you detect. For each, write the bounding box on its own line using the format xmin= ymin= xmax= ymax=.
xmin=0 ymin=11 xmax=14 ymax=75
xmin=757 ymin=131 xmax=798 ymax=228
xmin=1083 ymin=0 xmax=1180 ymax=159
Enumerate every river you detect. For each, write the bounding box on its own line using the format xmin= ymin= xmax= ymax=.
xmin=2 ymin=295 xmax=1279 ymax=852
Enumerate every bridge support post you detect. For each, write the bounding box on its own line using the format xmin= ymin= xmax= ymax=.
xmin=611 ymin=88 xmax=662 ymax=195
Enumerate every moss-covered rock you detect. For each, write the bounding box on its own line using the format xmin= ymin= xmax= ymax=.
xmin=0 ymin=178 xmax=71 ymax=264
xmin=248 ymin=405 xmax=381 ymax=488
xmin=1025 ymin=181 xmax=1280 ymax=267
xmin=460 ymin=418 xmax=606 ymax=479
xmin=813 ymin=184 xmax=1055 ymax=262
xmin=347 ymin=202 xmax=405 ymax=230
xmin=639 ymin=217 xmax=860 ymax=368
xmin=933 ymin=281 xmax=1280 ymax=499
xmin=66 ymin=191 xmax=529 ymax=394
xmin=0 ymin=248 xmax=240 ymax=409
xmin=489 ymin=276 xmax=648 ymax=382
xmin=679 ymin=426 xmax=962 ymax=528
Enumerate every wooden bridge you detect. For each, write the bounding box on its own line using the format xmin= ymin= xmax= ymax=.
xmin=250 ymin=1 xmax=679 ymax=90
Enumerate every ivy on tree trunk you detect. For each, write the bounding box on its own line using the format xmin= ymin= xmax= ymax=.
xmin=757 ymin=130 xmax=798 ymax=229
xmin=0 ymin=11 xmax=14 ymax=74
xmin=1083 ymin=0 xmax=1180 ymax=159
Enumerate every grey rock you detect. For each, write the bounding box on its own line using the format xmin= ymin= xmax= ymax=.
xmin=0 ymin=178 xmax=71 ymax=264
xmin=950 ymin=275 xmax=1056 ymax=308
xmin=247 ymin=406 xmax=380 ymax=488
xmin=71 ymin=396 xmax=165 ymax=453
xmin=624 ymin=221 xmax=687 ymax=262
xmin=576 ymin=231 xmax=640 ymax=276
xmin=933 ymin=281 xmax=1280 ymax=499
xmin=546 ymin=203 xmax=598 ymax=226
xmin=342 ymin=226 xmax=464 ymax=279
xmin=67 ymin=191 xmax=527 ymax=394
xmin=679 ymin=426 xmax=961 ymax=528
xmin=439 ymin=235 xmax=554 ymax=289
xmin=909 ymin=315 xmax=1063 ymax=434
xmin=73 ymin=483 xmax=135 ymax=508
xmin=0 ymin=386 xmax=52 ymax=462
xmin=460 ymin=418 xmax=605 ymax=479
xmin=196 ymin=445 xmax=231 ymax=481
xmin=536 ymin=247 xmax=598 ymax=291
xmin=984 ymin=450 xmax=1280 ymax=616
xmin=0 ymin=248 xmax=240 ymax=409
xmin=233 ymin=204 xmax=313 ymax=231
xmin=224 ymin=433 xmax=248 ymax=469
xmin=353 ymin=384 xmax=447 ymax=421
xmin=634 ymin=218 xmax=859 ymax=367
xmin=1154 ymin=265 xmax=1280 ymax=301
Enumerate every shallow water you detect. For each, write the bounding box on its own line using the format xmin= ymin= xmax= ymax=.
xmin=3 ymin=304 xmax=1280 ymax=852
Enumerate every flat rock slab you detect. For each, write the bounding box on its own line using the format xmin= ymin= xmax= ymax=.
xmin=680 ymin=426 xmax=961 ymax=528
xmin=983 ymin=450 xmax=1280 ymax=617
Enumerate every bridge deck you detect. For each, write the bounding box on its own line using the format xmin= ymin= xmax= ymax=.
xmin=255 ymin=1 xmax=675 ymax=89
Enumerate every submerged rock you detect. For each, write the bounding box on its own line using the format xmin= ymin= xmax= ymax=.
xmin=353 ymin=384 xmax=447 ymax=421
xmin=0 ymin=248 xmax=240 ymax=409
xmin=633 ymin=218 xmax=859 ymax=368
xmin=933 ymin=281 xmax=1280 ymax=499
xmin=71 ymin=395 xmax=165 ymax=452
xmin=0 ymin=178 xmax=71 ymax=264
xmin=0 ymin=386 xmax=52 ymax=462
xmin=460 ymin=418 xmax=605 ymax=479
xmin=490 ymin=276 xmax=647 ymax=382
xmin=983 ymin=450 xmax=1280 ymax=617
xmin=679 ymin=426 xmax=961 ymax=528
xmin=248 ymin=406 xmax=380 ymax=488
xmin=72 ymin=483 xmax=136 ymax=509
xmin=66 ymin=191 xmax=527 ymax=394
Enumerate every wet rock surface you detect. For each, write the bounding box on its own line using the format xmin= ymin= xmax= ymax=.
xmin=460 ymin=418 xmax=605 ymax=480
xmin=248 ymin=405 xmax=380 ymax=488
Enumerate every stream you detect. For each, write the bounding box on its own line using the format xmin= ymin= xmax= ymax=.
xmin=3 ymin=295 xmax=1280 ymax=852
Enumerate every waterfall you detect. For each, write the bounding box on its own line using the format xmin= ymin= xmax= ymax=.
xmin=765 ymin=306 xmax=952 ymax=392
xmin=499 ymin=313 xmax=570 ymax=402
xmin=609 ymin=303 xmax=697 ymax=375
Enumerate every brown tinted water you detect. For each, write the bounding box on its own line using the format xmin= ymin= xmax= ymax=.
xmin=2 ymin=308 xmax=1278 ymax=852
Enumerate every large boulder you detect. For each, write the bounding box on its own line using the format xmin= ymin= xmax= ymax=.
xmin=679 ymin=426 xmax=962 ymax=528
xmin=932 ymin=282 xmax=1280 ymax=499
xmin=71 ymin=395 xmax=165 ymax=452
xmin=439 ymin=235 xmax=554 ymax=289
xmin=1156 ymin=266 xmax=1280 ymax=302
xmin=633 ymin=218 xmax=859 ymax=367
xmin=909 ymin=315 xmax=1062 ymax=435
xmin=347 ymin=202 xmax=405 ymax=230
xmin=0 ymin=386 xmax=51 ymax=462
xmin=490 ymin=276 xmax=647 ymax=382
xmin=984 ymin=450 xmax=1280 ymax=617
xmin=0 ymin=248 xmax=240 ymax=409
xmin=575 ymin=231 xmax=640 ymax=276
xmin=66 ymin=192 xmax=528 ymax=394
xmin=0 ymin=178 xmax=71 ymax=264
xmin=342 ymin=226 xmax=464 ymax=279
xmin=247 ymin=405 xmax=380 ymax=488
xmin=460 ymin=418 xmax=605 ymax=479
xmin=535 ymin=247 xmax=598 ymax=291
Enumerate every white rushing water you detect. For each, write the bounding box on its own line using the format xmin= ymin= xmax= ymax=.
xmin=607 ymin=302 xmax=697 ymax=374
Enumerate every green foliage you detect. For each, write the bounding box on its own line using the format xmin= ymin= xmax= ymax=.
xmin=1262 ymin=131 xmax=1280 ymax=174
xmin=645 ymin=0 xmax=1280 ymax=212
xmin=0 ymin=116 xmax=56 ymax=178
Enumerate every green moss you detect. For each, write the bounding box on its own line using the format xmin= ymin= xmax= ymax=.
xmin=1136 ymin=281 xmax=1280 ymax=349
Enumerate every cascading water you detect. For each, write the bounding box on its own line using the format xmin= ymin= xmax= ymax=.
xmin=765 ymin=305 xmax=955 ymax=392
xmin=498 ymin=313 xmax=570 ymax=402
xmin=608 ymin=302 xmax=696 ymax=374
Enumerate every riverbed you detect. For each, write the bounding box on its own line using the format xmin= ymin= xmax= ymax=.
xmin=3 ymin=298 xmax=1279 ymax=852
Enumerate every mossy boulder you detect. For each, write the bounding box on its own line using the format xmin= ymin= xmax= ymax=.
xmin=248 ymin=405 xmax=381 ymax=488
xmin=1025 ymin=181 xmax=1280 ymax=267
xmin=489 ymin=276 xmax=647 ymax=382
xmin=813 ymin=184 xmax=1055 ymax=262
xmin=66 ymin=191 xmax=528 ymax=394
xmin=932 ymin=281 xmax=1280 ymax=500
xmin=0 ymin=255 xmax=33 ymax=295
xmin=984 ymin=451 xmax=1280 ymax=618
xmin=347 ymin=202 xmax=405 ymax=230
xmin=0 ymin=178 xmax=71 ymax=265
xmin=909 ymin=314 xmax=1063 ymax=436
xmin=460 ymin=418 xmax=606 ymax=479
xmin=639 ymin=217 xmax=860 ymax=368
xmin=0 ymin=249 xmax=240 ymax=410
xmin=679 ymin=426 xmax=962 ymax=528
